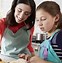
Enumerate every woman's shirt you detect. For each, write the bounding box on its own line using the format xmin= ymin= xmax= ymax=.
xmin=0 ymin=18 xmax=34 ymax=53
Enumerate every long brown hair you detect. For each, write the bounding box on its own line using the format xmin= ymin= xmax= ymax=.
xmin=6 ymin=0 xmax=36 ymax=29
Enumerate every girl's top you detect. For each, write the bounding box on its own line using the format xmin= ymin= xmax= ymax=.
xmin=0 ymin=18 xmax=34 ymax=59
xmin=51 ymin=30 xmax=62 ymax=60
xmin=39 ymin=29 xmax=62 ymax=63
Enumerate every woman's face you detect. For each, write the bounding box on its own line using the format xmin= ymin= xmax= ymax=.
xmin=36 ymin=9 xmax=57 ymax=32
xmin=14 ymin=3 xmax=31 ymax=23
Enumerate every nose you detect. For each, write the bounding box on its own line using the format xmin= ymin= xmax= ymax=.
xmin=18 ymin=12 xmax=24 ymax=19
xmin=38 ymin=20 xmax=43 ymax=26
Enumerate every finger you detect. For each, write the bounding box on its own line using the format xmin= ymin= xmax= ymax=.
xmin=25 ymin=54 xmax=31 ymax=61
xmin=18 ymin=54 xmax=25 ymax=58
xmin=25 ymin=55 xmax=29 ymax=60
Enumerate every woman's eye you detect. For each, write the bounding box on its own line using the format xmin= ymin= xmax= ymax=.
xmin=18 ymin=10 xmax=21 ymax=12
xmin=25 ymin=12 xmax=30 ymax=16
xmin=18 ymin=9 xmax=22 ymax=12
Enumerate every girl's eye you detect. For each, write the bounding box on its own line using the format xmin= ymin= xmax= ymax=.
xmin=40 ymin=17 xmax=46 ymax=21
xmin=36 ymin=19 xmax=46 ymax=22
xmin=36 ymin=19 xmax=39 ymax=22
xmin=40 ymin=18 xmax=46 ymax=21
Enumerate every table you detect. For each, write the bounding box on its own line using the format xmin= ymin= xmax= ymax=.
xmin=0 ymin=54 xmax=16 ymax=62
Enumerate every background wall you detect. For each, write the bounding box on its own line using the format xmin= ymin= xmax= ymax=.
xmin=0 ymin=0 xmax=13 ymax=18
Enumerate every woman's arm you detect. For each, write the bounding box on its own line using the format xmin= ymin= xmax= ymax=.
xmin=18 ymin=27 xmax=35 ymax=60
xmin=0 ymin=18 xmax=6 ymax=47
xmin=27 ymin=27 xmax=35 ymax=56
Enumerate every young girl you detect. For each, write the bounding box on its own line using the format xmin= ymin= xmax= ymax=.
xmin=29 ymin=1 xmax=62 ymax=63
xmin=0 ymin=0 xmax=36 ymax=59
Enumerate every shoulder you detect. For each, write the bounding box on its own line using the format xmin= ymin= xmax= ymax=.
xmin=0 ymin=18 xmax=6 ymax=31
xmin=56 ymin=30 xmax=62 ymax=40
xmin=56 ymin=30 xmax=62 ymax=49
xmin=0 ymin=18 xmax=6 ymax=24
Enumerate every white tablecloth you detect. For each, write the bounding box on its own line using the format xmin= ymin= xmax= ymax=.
xmin=0 ymin=54 xmax=16 ymax=62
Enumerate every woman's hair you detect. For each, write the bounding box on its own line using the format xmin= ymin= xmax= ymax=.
xmin=36 ymin=1 xmax=62 ymax=29
xmin=6 ymin=0 xmax=36 ymax=29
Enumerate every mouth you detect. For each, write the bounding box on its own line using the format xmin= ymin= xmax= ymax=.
xmin=39 ymin=27 xmax=44 ymax=31
xmin=17 ymin=19 xmax=24 ymax=23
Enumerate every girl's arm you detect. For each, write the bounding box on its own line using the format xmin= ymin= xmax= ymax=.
xmin=29 ymin=55 xmax=52 ymax=63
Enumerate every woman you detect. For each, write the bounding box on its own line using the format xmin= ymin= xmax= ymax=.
xmin=0 ymin=0 xmax=36 ymax=59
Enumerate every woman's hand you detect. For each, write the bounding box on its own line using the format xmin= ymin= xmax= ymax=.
xmin=18 ymin=53 xmax=31 ymax=61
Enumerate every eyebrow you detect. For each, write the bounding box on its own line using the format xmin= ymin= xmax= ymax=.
xmin=18 ymin=8 xmax=31 ymax=13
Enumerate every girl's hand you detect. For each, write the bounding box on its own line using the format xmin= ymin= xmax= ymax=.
xmin=18 ymin=53 xmax=31 ymax=61
xmin=28 ymin=55 xmax=52 ymax=63
xmin=28 ymin=55 xmax=42 ymax=63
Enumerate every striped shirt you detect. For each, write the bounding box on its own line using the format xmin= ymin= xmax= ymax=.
xmin=51 ymin=30 xmax=62 ymax=60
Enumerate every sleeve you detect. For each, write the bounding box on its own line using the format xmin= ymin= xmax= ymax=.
xmin=0 ymin=19 xmax=3 ymax=42
xmin=0 ymin=18 xmax=6 ymax=43
xmin=56 ymin=30 xmax=62 ymax=49
xmin=27 ymin=27 xmax=34 ymax=53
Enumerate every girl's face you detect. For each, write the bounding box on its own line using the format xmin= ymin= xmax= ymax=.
xmin=14 ymin=3 xmax=31 ymax=23
xmin=36 ymin=9 xmax=58 ymax=33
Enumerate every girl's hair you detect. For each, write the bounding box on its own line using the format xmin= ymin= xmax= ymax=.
xmin=6 ymin=0 xmax=36 ymax=29
xmin=36 ymin=1 xmax=62 ymax=29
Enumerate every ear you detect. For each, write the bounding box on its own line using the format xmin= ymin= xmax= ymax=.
xmin=55 ymin=14 xmax=59 ymax=22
